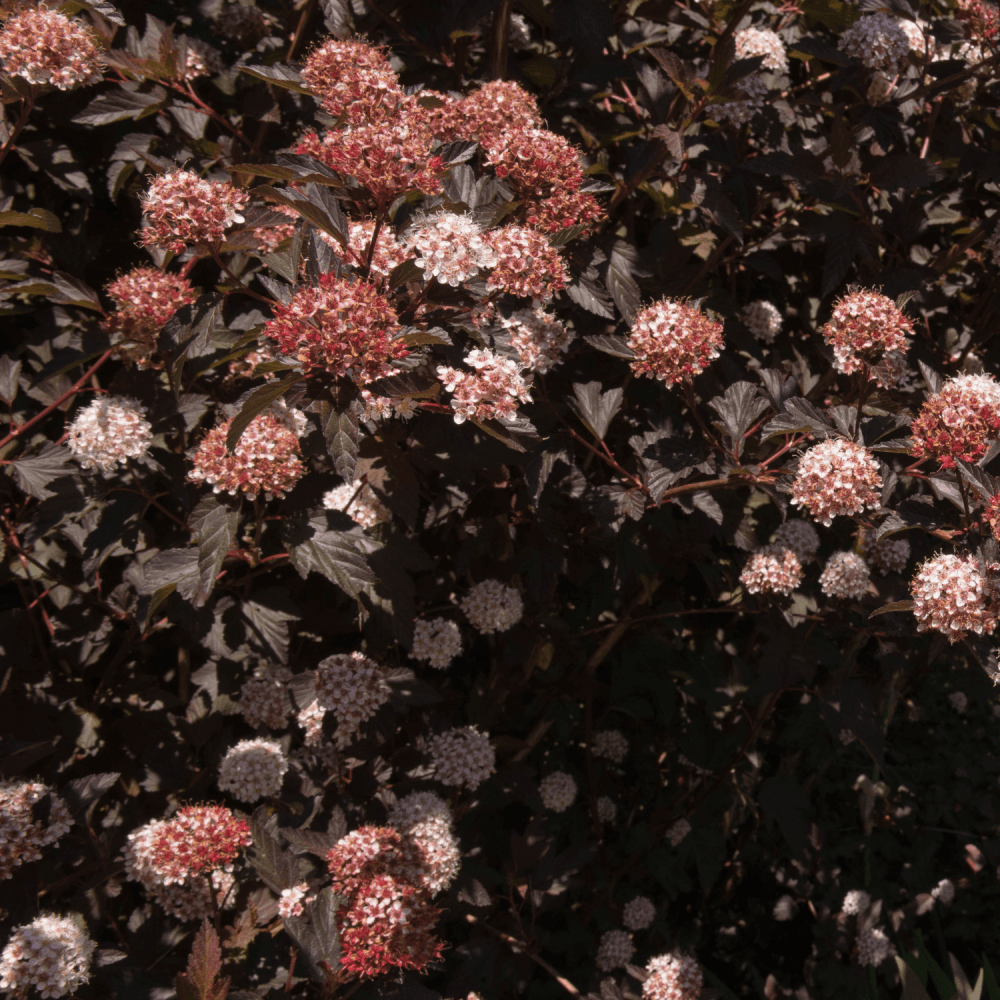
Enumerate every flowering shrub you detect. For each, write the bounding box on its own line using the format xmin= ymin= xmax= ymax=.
xmin=5 ymin=0 xmax=1000 ymax=998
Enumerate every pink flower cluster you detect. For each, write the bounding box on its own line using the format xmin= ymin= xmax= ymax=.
xmin=484 ymin=225 xmax=568 ymax=300
xmin=821 ymin=289 xmax=913 ymax=385
xmin=911 ymin=552 xmax=998 ymax=642
xmin=741 ymin=545 xmax=802 ymax=596
xmin=0 ymin=7 xmax=104 ymax=90
xmin=140 ymin=170 xmax=247 ymax=252
xmin=301 ymin=40 xmax=403 ymax=124
xmin=0 ymin=780 xmax=72 ymax=880
xmin=910 ymin=373 xmax=1000 ymax=468
xmin=643 ymin=952 xmax=704 ymax=1000
xmin=437 ymin=349 xmax=532 ymax=424
xmin=499 ymin=307 xmax=574 ymax=373
xmin=263 ymin=272 xmax=405 ymax=383
xmin=326 ymin=827 xmax=444 ymax=979
xmin=103 ymin=266 xmax=196 ymax=365
xmin=405 ymin=213 xmax=497 ymax=287
xmin=189 ymin=411 xmax=305 ymax=500
xmin=627 ymin=299 xmax=724 ymax=386
xmin=791 ymin=439 xmax=883 ymax=525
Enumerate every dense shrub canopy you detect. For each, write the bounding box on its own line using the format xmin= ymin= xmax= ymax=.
xmin=3 ymin=1 xmax=1000 ymax=999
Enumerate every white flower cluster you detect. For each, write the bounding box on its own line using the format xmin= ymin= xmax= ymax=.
xmin=539 ymin=771 xmax=577 ymax=812
xmin=734 ymin=26 xmax=788 ymax=72
xmin=623 ymin=895 xmax=656 ymax=930
xmin=841 ymin=889 xmax=870 ymax=915
xmin=773 ymin=895 xmax=797 ymax=921
xmin=323 ymin=479 xmax=392 ymax=530
xmin=741 ymin=300 xmax=783 ymax=342
xmin=741 ymin=545 xmax=803 ymax=596
xmin=429 ymin=726 xmax=495 ymax=790
xmin=860 ymin=529 xmax=911 ymax=575
xmin=217 ymin=738 xmax=289 ymax=802
xmin=643 ymin=952 xmax=703 ymax=1000
xmin=597 ymin=796 xmax=617 ymax=823
xmin=390 ymin=791 xmax=462 ymax=896
xmin=0 ymin=914 xmax=95 ymax=999
xmin=278 ymin=883 xmax=312 ymax=918
xmin=856 ymin=926 xmax=895 ymax=967
xmin=405 ymin=212 xmax=497 ymax=286
xmin=67 ymin=396 xmax=153 ymax=473
xmin=315 ymin=652 xmax=390 ymax=748
xmin=238 ymin=664 xmax=293 ymax=729
xmin=460 ymin=579 xmax=524 ymax=633
xmin=411 ymin=617 xmax=463 ymax=669
xmin=592 ymin=729 xmax=629 ymax=763
xmin=911 ymin=553 xmax=998 ymax=643
xmin=931 ymin=878 xmax=955 ymax=904
xmin=791 ymin=439 xmax=882 ymax=526
xmin=596 ymin=929 xmax=634 ymax=971
xmin=839 ymin=13 xmax=908 ymax=71
xmin=0 ymin=780 xmax=73 ymax=880
xmin=499 ymin=307 xmax=575 ymax=373
xmin=819 ymin=551 xmax=871 ymax=600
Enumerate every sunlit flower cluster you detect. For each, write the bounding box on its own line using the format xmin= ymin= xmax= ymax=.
xmin=437 ymin=349 xmax=532 ymax=424
xmin=791 ymin=439 xmax=883 ymax=525
xmin=741 ymin=545 xmax=803 ymax=596
xmin=0 ymin=8 xmax=103 ymax=90
xmin=498 ymin=307 xmax=574 ymax=373
xmin=323 ymin=479 xmax=392 ymax=530
xmin=734 ymin=26 xmax=789 ymax=71
xmin=301 ymin=39 xmax=403 ymax=124
xmin=643 ymin=952 xmax=704 ymax=1000
xmin=627 ymin=299 xmax=724 ymax=386
xmin=140 ymin=170 xmax=247 ymax=252
xmin=67 ymin=396 xmax=153 ymax=474
xmin=821 ymin=289 xmax=913 ymax=384
xmin=911 ymin=552 xmax=998 ymax=642
xmin=0 ymin=914 xmax=95 ymax=999
xmin=103 ymin=267 xmax=196 ymax=366
xmin=910 ymin=373 xmax=1000 ymax=468
xmin=484 ymin=225 xmax=568 ymax=300
xmin=405 ymin=212 xmax=497 ymax=287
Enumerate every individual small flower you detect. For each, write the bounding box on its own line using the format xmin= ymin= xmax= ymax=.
xmin=103 ymin=267 xmax=197 ymax=365
xmin=263 ymin=272 xmax=405 ymax=384
xmin=839 ymin=13 xmax=909 ymax=71
xmin=239 ymin=665 xmax=293 ymax=729
xmin=592 ymin=730 xmax=629 ymax=763
xmin=842 ymin=889 xmax=871 ymax=915
xmin=0 ymin=914 xmax=95 ymax=999
xmin=437 ymin=349 xmax=532 ymax=425
xmin=710 ymin=71 xmax=768 ymax=126
xmin=323 ymin=479 xmax=392 ymax=530
xmin=217 ymin=738 xmax=289 ymax=802
xmin=483 ymin=226 xmax=568 ymax=301
xmin=429 ymin=726 xmax=495 ymax=790
xmin=0 ymin=781 xmax=72 ymax=881
xmin=667 ymin=818 xmax=692 ymax=847
xmin=315 ymin=652 xmax=390 ymax=748
xmin=623 ymin=896 xmax=656 ymax=930
xmin=741 ymin=300 xmax=783 ymax=343
xmin=790 ymin=439 xmax=882 ymax=526
xmin=773 ymin=895 xmax=797 ymax=921
xmin=460 ymin=579 xmax=524 ymax=633
xmin=411 ymin=618 xmax=463 ymax=669
xmin=734 ymin=26 xmax=789 ymax=71
xmin=140 ymin=170 xmax=247 ymax=253
xmin=741 ymin=545 xmax=803 ymax=596
xmin=821 ymin=290 xmax=914 ymax=385
xmin=931 ymin=878 xmax=955 ymax=904
xmin=0 ymin=8 xmax=103 ymax=90
xmin=67 ymin=396 xmax=152 ymax=473
xmin=301 ymin=39 xmax=403 ymax=123
xmin=772 ymin=519 xmax=821 ymax=562
xmin=596 ymin=796 xmax=617 ymax=823
xmin=859 ymin=529 xmax=911 ymax=575
xmin=643 ymin=952 xmax=704 ymax=1000
xmin=404 ymin=212 xmax=498 ymax=287
xmin=948 ymin=691 xmax=968 ymax=714
xmin=278 ymin=883 xmax=312 ymax=918
xmin=910 ymin=373 xmax=1000 ymax=468
xmin=188 ymin=411 xmax=305 ymax=501
xmin=483 ymin=127 xmax=603 ymax=234
xmin=498 ymin=307 xmax=574 ymax=373
xmin=819 ymin=551 xmax=871 ymax=600
xmin=912 ymin=553 xmax=998 ymax=642
xmin=856 ymin=926 xmax=896 ymax=967
xmin=596 ymin=930 xmax=634 ymax=972
xmin=539 ymin=771 xmax=577 ymax=812
xmin=627 ymin=298 xmax=724 ymax=386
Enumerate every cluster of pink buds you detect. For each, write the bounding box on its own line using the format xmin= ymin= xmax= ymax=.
xmin=911 ymin=552 xmax=999 ymax=641
xmin=103 ymin=267 xmax=197 ymax=365
xmin=627 ymin=298 xmax=724 ymax=386
xmin=790 ymin=439 xmax=883 ymax=525
xmin=140 ymin=170 xmax=247 ymax=252
xmin=432 ymin=80 xmax=543 ymax=147
xmin=301 ymin=39 xmax=403 ymax=124
xmin=188 ymin=411 xmax=305 ymax=501
xmin=437 ymin=349 xmax=532 ymax=424
xmin=821 ymin=289 xmax=913 ymax=385
xmin=264 ymin=272 xmax=405 ymax=383
xmin=484 ymin=225 xmax=568 ymax=300
xmin=910 ymin=373 xmax=1000 ymax=467
xmin=0 ymin=7 xmax=104 ymax=90
xmin=740 ymin=545 xmax=802 ymax=596
xmin=326 ymin=826 xmax=444 ymax=979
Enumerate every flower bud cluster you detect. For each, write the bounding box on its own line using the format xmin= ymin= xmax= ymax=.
xmin=460 ymin=579 xmax=524 ymax=633
xmin=596 ymin=929 xmax=634 ymax=971
xmin=315 ymin=652 xmax=390 ymax=748
xmin=498 ymin=307 xmax=574 ymax=373
xmin=0 ymin=914 xmax=95 ymax=999
xmin=189 ymin=411 xmax=305 ymax=500
xmin=819 ymin=551 xmax=871 ymax=600
xmin=791 ymin=439 xmax=882 ymax=525
xmin=839 ymin=13 xmax=909 ymax=70
xmin=911 ymin=552 xmax=998 ymax=642
xmin=277 ymin=883 xmax=312 ymax=919
xmin=741 ymin=545 xmax=803 ymax=596
xmin=741 ymin=300 xmax=783 ymax=342
xmin=0 ymin=780 xmax=72 ymax=880
xmin=643 ymin=952 xmax=704 ymax=1000
xmin=140 ymin=171 xmax=247 ymax=252
xmin=859 ymin=529 xmax=911 ymax=575
xmin=771 ymin=520 xmax=820 ymax=562
xmin=623 ymin=895 xmax=656 ymax=930
xmin=484 ymin=226 xmax=568 ymax=301
xmin=856 ymin=926 xmax=896 ymax=967
xmin=592 ymin=730 xmax=629 ymax=763
xmin=910 ymin=373 xmax=1000 ymax=468
xmin=539 ymin=771 xmax=577 ymax=812
xmin=301 ymin=40 xmax=403 ymax=124
xmin=429 ymin=726 xmax=495 ymax=790
xmin=217 ymin=738 xmax=289 ymax=802
xmin=711 ymin=72 xmax=768 ymax=127
xmin=238 ymin=664 xmax=293 ymax=730
xmin=735 ymin=27 xmax=789 ymax=71
xmin=0 ymin=8 xmax=103 ymax=90
xmin=67 ymin=397 xmax=153 ymax=473
xmin=627 ymin=299 xmax=724 ymax=386
xmin=323 ymin=479 xmax=392 ymax=530
xmin=411 ymin=617 xmax=463 ymax=669
xmin=388 ymin=791 xmax=461 ymax=896
xmin=821 ymin=290 xmax=913 ymax=384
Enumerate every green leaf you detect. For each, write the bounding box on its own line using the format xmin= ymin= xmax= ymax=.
xmin=226 ymin=374 xmax=304 ymax=453
xmin=0 ymin=208 xmax=62 ymax=232
xmin=189 ymin=496 xmax=240 ymax=607
xmin=282 ymin=511 xmax=375 ymax=598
